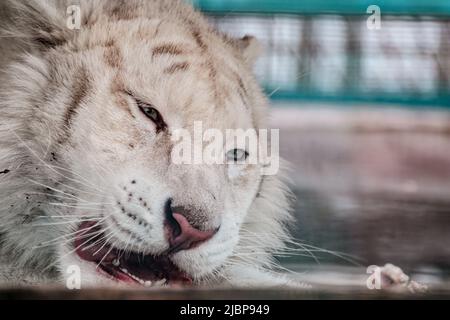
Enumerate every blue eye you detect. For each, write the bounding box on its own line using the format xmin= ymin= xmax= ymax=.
xmin=226 ymin=149 xmax=249 ymax=162
xmin=140 ymin=105 xmax=159 ymax=122
xmin=135 ymin=99 xmax=167 ymax=133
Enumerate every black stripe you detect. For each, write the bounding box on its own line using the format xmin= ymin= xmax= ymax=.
xmin=59 ymin=66 xmax=90 ymax=144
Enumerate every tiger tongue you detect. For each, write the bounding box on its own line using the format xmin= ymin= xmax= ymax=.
xmin=74 ymin=221 xmax=193 ymax=285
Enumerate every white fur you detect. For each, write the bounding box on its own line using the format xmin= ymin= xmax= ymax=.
xmin=0 ymin=0 xmax=294 ymax=288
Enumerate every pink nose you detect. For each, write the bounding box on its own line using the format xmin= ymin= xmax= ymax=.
xmin=165 ymin=212 xmax=217 ymax=253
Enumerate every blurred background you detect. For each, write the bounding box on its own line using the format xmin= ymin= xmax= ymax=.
xmin=192 ymin=0 xmax=450 ymax=289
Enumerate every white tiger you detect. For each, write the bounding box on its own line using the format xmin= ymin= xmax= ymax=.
xmin=0 ymin=0 xmax=293 ymax=288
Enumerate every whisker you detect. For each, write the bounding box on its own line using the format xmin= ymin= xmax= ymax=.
xmin=33 ymin=217 xmax=106 ymax=247
xmin=81 ymin=226 xmax=114 ymax=252
xmin=9 ymin=129 xmax=105 ymax=195
xmin=33 ymin=218 xmax=102 ymax=227
xmin=44 ymin=162 xmax=104 ymax=193
xmin=47 ymin=203 xmax=105 ymax=211
xmin=93 ymin=231 xmax=115 ymax=257
xmin=28 ymin=179 xmax=90 ymax=203
xmin=95 ymin=242 xmax=115 ymax=269
xmin=41 ymin=231 xmax=103 ymax=272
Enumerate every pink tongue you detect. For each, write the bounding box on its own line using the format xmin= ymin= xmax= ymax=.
xmin=75 ymin=221 xmax=116 ymax=263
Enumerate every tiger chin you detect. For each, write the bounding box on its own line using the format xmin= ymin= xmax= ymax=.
xmin=0 ymin=0 xmax=294 ymax=289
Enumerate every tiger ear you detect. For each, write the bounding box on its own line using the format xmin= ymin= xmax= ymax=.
xmin=3 ymin=0 xmax=71 ymax=50
xmin=235 ymin=35 xmax=262 ymax=65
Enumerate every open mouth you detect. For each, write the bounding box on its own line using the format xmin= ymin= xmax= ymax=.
xmin=74 ymin=221 xmax=192 ymax=286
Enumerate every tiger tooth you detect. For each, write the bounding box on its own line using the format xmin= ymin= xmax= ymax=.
xmin=124 ymin=271 xmax=143 ymax=284
xmin=112 ymin=259 xmax=120 ymax=267
xmin=144 ymin=281 xmax=152 ymax=287
xmin=154 ymin=279 xmax=166 ymax=286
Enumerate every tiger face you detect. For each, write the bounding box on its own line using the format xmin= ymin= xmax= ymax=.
xmin=0 ymin=0 xmax=291 ymax=288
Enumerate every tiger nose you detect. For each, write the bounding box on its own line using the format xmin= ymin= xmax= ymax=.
xmin=164 ymin=200 xmax=218 ymax=253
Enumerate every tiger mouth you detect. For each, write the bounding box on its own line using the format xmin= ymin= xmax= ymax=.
xmin=74 ymin=221 xmax=192 ymax=286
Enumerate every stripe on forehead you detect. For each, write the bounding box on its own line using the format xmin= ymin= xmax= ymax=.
xmin=66 ymin=67 xmax=90 ymax=125
xmin=189 ymin=27 xmax=224 ymax=104
xmin=59 ymin=66 xmax=91 ymax=144
xmin=104 ymin=42 xmax=123 ymax=69
xmin=152 ymin=43 xmax=184 ymax=58
xmin=109 ymin=0 xmax=138 ymax=21
xmin=111 ymin=75 xmax=135 ymax=119
xmin=164 ymin=61 xmax=190 ymax=74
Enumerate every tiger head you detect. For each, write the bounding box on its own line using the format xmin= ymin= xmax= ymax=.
xmin=0 ymin=0 xmax=291 ymax=288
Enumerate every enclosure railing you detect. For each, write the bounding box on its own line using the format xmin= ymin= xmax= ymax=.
xmin=192 ymin=0 xmax=450 ymax=107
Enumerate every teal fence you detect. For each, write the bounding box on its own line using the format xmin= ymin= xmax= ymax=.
xmin=192 ymin=1 xmax=450 ymax=107
xmin=193 ymin=0 xmax=450 ymax=16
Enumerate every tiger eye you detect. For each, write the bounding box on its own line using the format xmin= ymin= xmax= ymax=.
xmin=226 ymin=149 xmax=249 ymax=162
xmin=135 ymin=99 xmax=167 ymax=133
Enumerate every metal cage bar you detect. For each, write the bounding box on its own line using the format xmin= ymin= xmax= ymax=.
xmin=192 ymin=1 xmax=450 ymax=107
